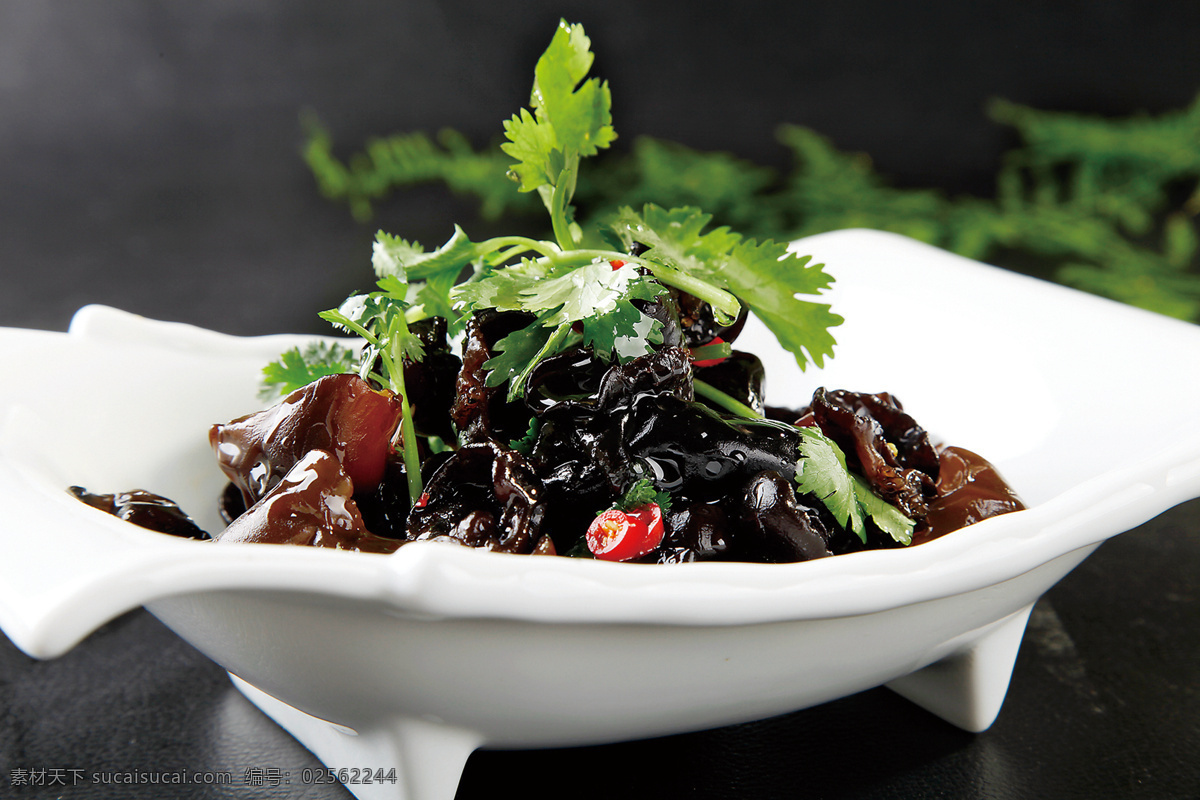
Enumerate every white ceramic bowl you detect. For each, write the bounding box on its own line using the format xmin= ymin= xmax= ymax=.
xmin=2 ymin=229 xmax=1198 ymax=800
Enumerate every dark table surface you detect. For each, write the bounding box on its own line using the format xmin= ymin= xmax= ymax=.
xmin=2 ymin=2 xmax=1198 ymax=798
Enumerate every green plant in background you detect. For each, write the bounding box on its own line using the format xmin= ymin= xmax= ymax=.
xmin=303 ymin=93 xmax=1200 ymax=321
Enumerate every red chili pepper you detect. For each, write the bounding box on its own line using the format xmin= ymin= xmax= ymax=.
xmin=586 ymin=503 xmax=665 ymax=561
xmin=608 ymin=259 xmax=625 ymax=270
xmin=690 ymin=336 xmax=728 ymax=368
xmin=414 ymin=492 xmax=430 ymax=509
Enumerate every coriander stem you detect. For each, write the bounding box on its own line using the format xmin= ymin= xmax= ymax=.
xmin=548 ymin=159 xmax=579 ymax=250
xmin=693 ymin=379 xmax=764 ymax=419
xmin=688 ymin=341 xmax=732 ymax=361
xmin=550 ymin=248 xmax=620 ymax=265
xmin=556 ymin=249 xmax=742 ymax=322
xmin=392 ymin=369 xmax=424 ymax=506
xmin=481 ymin=236 xmax=561 ymax=262
xmin=384 ymin=317 xmax=424 ymax=507
xmin=320 ymin=311 xmax=381 ymax=348
xmin=491 ymin=245 xmax=534 ymax=265
xmin=640 ymin=263 xmax=741 ymax=323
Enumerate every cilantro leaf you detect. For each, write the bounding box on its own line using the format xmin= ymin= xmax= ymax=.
xmin=371 ymin=231 xmax=418 ymax=281
xmin=483 ymin=322 xmax=554 ymax=389
xmin=794 ymin=426 xmax=914 ymax=544
xmin=320 ymin=288 xmax=426 ymax=364
xmin=531 ymin=21 xmax=616 ymax=159
xmin=373 ymin=226 xmax=478 ymax=282
xmin=370 ymin=229 xmax=475 ymax=335
xmin=502 ymin=108 xmax=559 ymax=193
xmin=794 ymin=426 xmax=865 ymax=538
xmin=501 ymin=20 xmax=616 ymax=197
xmin=720 ymin=237 xmax=842 ymax=370
xmin=258 ymin=342 xmax=357 ymax=401
xmin=519 ymin=261 xmax=657 ymax=327
xmin=500 ymin=19 xmax=616 ymax=249
xmin=611 ymin=204 xmax=740 ymax=275
xmin=613 ymin=204 xmax=842 ymax=369
xmin=582 ymin=295 xmax=663 ymax=362
xmin=377 ymin=276 xmax=430 ymax=364
xmin=615 ymin=478 xmax=673 ymax=514
xmin=508 ymin=416 xmax=540 ymax=456
xmin=452 ymin=258 xmax=551 ymax=314
xmin=301 ymin=118 xmax=536 ymax=222
xmin=851 ymin=474 xmax=915 ymax=545
xmin=412 ymin=268 xmax=464 ymax=333
xmin=459 ymin=260 xmax=667 ymax=392
xmin=319 ymin=292 xmax=383 ymax=338
xmin=578 ymin=274 xmax=666 ymax=361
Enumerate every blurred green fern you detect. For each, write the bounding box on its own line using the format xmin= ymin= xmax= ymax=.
xmin=303 ymin=95 xmax=1200 ymax=321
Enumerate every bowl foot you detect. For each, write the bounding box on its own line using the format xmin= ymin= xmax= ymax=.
xmin=885 ymin=603 xmax=1034 ymax=732
xmin=230 ymin=675 xmax=483 ymax=800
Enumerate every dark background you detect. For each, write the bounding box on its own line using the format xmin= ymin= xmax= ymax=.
xmin=1 ymin=2 xmax=1198 ymax=798
xmin=4 ymin=0 xmax=1200 ymax=335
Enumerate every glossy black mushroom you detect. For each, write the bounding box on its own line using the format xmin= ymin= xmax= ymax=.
xmin=406 ymin=441 xmax=550 ymax=554
xmin=524 ymin=346 xmax=609 ymax=414
xmin=730 ymin=471 xmax=834 ymax=563
xmin=527 ymin=346 xmax=805 ymax=552
xmin=656 ymin=501 xmax=731 ymax=563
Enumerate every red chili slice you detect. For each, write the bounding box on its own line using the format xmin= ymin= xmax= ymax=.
xmin=586 ymin=503 xmax=665 ymax=561
xmin=609 ymin=259 xmax=626 ymax=270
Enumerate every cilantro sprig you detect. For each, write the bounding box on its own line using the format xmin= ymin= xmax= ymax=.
xmin=794 ymin=426 xmax=914 ymax=545
xmin=362 ymin=20 xmax=840 ymax=403
xmin=598 ymin=478 xmax=674 ymax=517
xmin=317 ymin=268 xmax=426 ymax=506
xmin=258 ymin=341 xmax=358 ymax=402
xmin=502 ymin=21 xmax=616 ymax=248
xmin=611 ymin=204 xmax=842 ymax=367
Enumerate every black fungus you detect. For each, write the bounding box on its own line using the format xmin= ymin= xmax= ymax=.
xmin=451 ymin=310 xmax=537 ymax=446
xmin=210 ymin=373 xmax=403 ymax=509
xmin=69 ymin=486 xmax=210 ymax=540
xmin=218 ymin=482 xmax=246 ymax=525
xmin=524 ymin=346 xmax=609 ymax=414
xmin=657 ymin=501 xmax=731 ymax=563
xmin=406 ymin=441 xmax=549 ymax=554
xmin=528 ymin=347 xmax=804 ymax=552
xmin=675 ymin=289 xmax=749 ymax=348
xmin=214 ymin=449 xmax=402 ymax=554
xmin=810 ymin=388 xmax=939 ymax=520
xmin=403 ymin=316 xmax=463 ymax=442
xmin=694 ymin=351 xmax=767 ymax=416
xmin=730 ymin=471 xmax=833 ymax=562
xmin=87 ymin=297 xmax=1027 ymax=562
